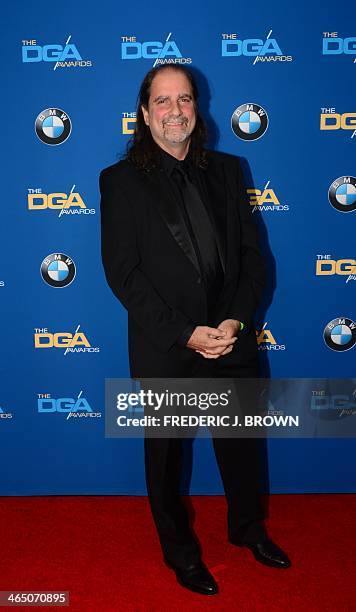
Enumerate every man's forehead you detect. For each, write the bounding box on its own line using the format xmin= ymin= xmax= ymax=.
xmin=149 ymin=71 xmax=193 ymax=96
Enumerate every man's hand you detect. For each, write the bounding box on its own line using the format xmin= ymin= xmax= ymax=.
xmin=194 ymin=319 xmax=241 ymax=359
xmin=186 ymin=325 xmax=237 ymax=359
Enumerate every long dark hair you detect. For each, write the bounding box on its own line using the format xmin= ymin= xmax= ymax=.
xmin=126 ymin=65 xmax=208 ymax=171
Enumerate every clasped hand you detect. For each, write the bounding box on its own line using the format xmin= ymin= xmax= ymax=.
xmin=186 ymin=319 xmax=241 ymax=359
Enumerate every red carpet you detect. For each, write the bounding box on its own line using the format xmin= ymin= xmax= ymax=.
xmin=1 ymin=495 xmax=356 ymax=611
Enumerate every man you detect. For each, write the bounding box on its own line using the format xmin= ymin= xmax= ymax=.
xmin=100 ymin=65 xmax=291 ymax=596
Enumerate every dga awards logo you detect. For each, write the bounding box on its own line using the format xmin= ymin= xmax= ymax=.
xmin=322 ymin=32 xmax=356 ymax=63
xmin=316 ymin=256 xmax=356 ymax=284
xmin=0 ymin=405 xmax=13 ymax=420
xmin=247 ymin=181 xmax=289 ymax=212
xmin=34 ymin=325 xmax=100 ymax=354
xmin=320 ymin=108 xmax=356 ymax=139
xmin=256 ymin=323 xmax=286 ymax=351
xmin=328 ymin=177 xmax=356 ymax=213
xmin=122 ymin=112 xmax=136 ymax=134
xmin=37 ymin=391 xmax=101 ymax=419
xmin=120 ymin=33 xmax=192 ymax=65
xmin=22 ymin=35 xmax=92 ymax=69
xmin=222 ymin=30 xmax=292 ymax=64
xmin=35 ymin=108 xmax=72 ymax=145
xmin=231 ymin=104 xmax=268 ymax=141
xmin=28 ymin=186 xmax=95 ymax=216
xmin=310 ymin=386 xmax=356 ymax=420
xmin=40 ymin=253 xmax=76 ymax=288
xmin=324 ymin=318 xmax=356 ymax=352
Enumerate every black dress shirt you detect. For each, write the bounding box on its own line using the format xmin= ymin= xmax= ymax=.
xmin=158 ymin=147 xmax=225 ymax=347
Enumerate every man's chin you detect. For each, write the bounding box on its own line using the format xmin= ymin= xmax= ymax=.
xmin=163 ymin=132 xmax=190 ymax=145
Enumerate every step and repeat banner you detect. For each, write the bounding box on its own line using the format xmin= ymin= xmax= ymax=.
xmin=1 ymin=1 xmax=355 ymax=494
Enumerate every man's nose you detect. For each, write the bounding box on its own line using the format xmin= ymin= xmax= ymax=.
xmin=170 ymin=99 xmax=183 ymax=115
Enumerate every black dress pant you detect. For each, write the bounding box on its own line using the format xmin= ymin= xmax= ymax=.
xmin=143 ymin=359 xmax=267 ymax=570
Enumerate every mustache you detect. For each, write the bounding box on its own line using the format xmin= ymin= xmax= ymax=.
xmin=163 ymin=116 xmax=188 ymax=126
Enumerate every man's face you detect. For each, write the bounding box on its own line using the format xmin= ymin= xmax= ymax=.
xmin=141 ymin=69 xmax=196 ymax=152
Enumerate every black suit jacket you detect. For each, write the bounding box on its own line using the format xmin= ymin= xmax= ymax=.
xmin=100 ymin=150 xmax=265 ymax=377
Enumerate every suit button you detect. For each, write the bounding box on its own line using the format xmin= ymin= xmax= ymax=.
xmin=197 ymin=277 xmax=201 ymax=284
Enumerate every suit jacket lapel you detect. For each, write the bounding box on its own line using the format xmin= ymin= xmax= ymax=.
xmin=140 ymin=155 xmax=231 ymax=283
xmin=143 ymin=167 xmax=201 ymax=275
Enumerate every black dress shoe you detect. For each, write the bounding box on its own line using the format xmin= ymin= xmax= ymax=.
xmin=231 ymin=537 xmax=291 ymax=569
xmin=166 ymin=561 xmax=218 ymax=595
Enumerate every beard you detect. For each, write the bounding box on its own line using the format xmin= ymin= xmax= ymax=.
xmin=162 ymin=116 xmax=193 ymax=144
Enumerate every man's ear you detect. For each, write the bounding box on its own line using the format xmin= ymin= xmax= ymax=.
xmin=141 ymin=105 xmax=149 ymax=126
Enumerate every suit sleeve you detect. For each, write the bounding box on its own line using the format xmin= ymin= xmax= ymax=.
xmin=100 ymin=167 xmax=193 ymax=353
xmin=225 ymin=159 xmax=266 ymax=328
xmin=176 ymin=323 xmax=195 ymax=347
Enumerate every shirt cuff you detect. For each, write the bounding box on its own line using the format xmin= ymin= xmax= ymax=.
xmin=176 ymin=323 xmax=196 ymax=347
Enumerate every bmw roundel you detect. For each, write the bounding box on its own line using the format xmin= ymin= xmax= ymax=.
xmin=35 ymin=108 xmax=72 ymax=145
xmin=324 ymin=317 xmax=356 ymax=352
xmin=231 ymin=103 xmax=269 ymax=141
xmin=328 ymin=176 xmax=356 ymax=213
xmin=40 ymin=253 xmax=76 ymax=288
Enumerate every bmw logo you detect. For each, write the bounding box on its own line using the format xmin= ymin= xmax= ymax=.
xmin=324 ymin=317 xmax=356 ymax=352
xmin=231 ymin=103 xmax=269 ymax=141
xmin=35 ymin=108 xmax=72 ymax=145
xmin=40 ymin=253 xmax=76 ymax=288
xmin=328 ymin=176 xmax=356 ymax=213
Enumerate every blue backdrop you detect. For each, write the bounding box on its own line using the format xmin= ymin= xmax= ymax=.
xmin=1 ymin=0 xmax=355 ymax=495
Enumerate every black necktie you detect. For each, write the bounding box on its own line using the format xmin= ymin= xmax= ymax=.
xmin=172 ymin=163 xmax=224 ymax=309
